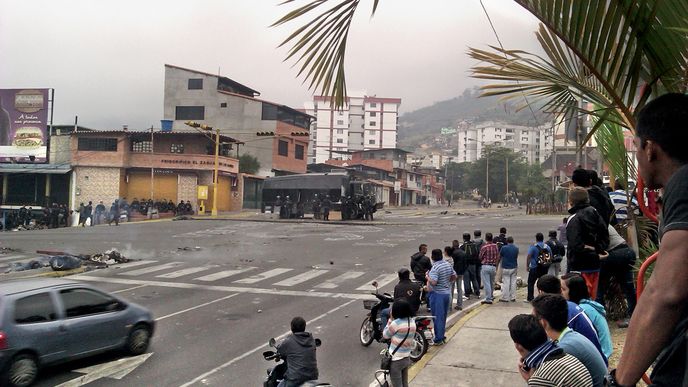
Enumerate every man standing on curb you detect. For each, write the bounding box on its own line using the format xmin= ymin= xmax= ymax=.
xmin=426 ymin=248 xmax=456 ymax=345
xmin=479 ymin=233 xmax=500 ymax=305
xmin=499 ymin=236 xmax=519 ymax=302
xmin=613 ymin=94 xmax=688 ymax=386
xmin=526 ymin=233 xmax=551 ymax=302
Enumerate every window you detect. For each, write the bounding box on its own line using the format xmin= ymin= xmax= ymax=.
xmin=295 ymin=144 xmax=304 ymax=160
xmin=78 ymin=137 xmax=118 ymax=152
xmin=262 ymin=103 xmax=278 ymax=120
xmin=131 ymin=140 xmax=152 ymax=153
xmin=336 ymin=139 xmax=344 ymax=143
xmin=368 ymin=130 xmax=376 ymax=135
xmin=369 ymin=121 xmax=376 ymax=126
xmin=278 ymin=140 xmax=289 ymax=156
xmin=337 ymin=120 xmax=344 ymax=125
xmin=370 ymin=102 xmax=377 ymax=108
xmin=175 ymin=106 xmax=205 ymax=120
xmin=188 ymin=78 xmax=203 ymax=90
xmin=171 ymin=144 xmax=184 ymax=154
xmin=370 ymin=112 xmax=377 ymax=117
xmin=336 ymin=129 xmax=344 ymax=134
xmin=220 ymin=102 xmax=227 ymax=108
xmin=15 ymin=293 xmax=57 ymax=324
xmin=60 ymin=288 xmax=121 ymax=318
xmin=369 ymin=139 xmax=376 ymax=144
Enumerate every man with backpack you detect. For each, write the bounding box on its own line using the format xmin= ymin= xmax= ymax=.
xmin=545 ymin=230 xmax=566 ymax=277
xmin=461 ymin=233 xmax=480 ymax=298
xmin=526 ymin=232 xmax=552 ymax=302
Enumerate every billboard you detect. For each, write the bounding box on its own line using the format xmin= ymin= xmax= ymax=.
xmin=0 ymin=88 xmax=50 ymax=163
xmin=440 ymin=127 xmax=457 ymax=135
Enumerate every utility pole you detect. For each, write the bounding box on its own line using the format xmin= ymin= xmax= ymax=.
xmin=505 ymin=157 xmax=509 ymax=205
xmin=486 ymin=152 xmax=489 ymax=201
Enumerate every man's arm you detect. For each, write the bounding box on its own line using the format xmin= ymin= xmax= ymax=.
xmin=616 ymin=230 xmax=688 ymax=384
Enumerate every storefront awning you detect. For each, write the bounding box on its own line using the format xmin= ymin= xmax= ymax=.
xmin=0 ymin=164 xmax=71 ymax=174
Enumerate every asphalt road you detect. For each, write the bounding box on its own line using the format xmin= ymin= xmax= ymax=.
xmin=0 ymin=208 xmax=562 ymax=386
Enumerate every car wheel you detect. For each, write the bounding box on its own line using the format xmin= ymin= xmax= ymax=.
xmin=359 ymin=317 xmax=374 ymax=346
xmin=126 ymin=325 xmax=151 ymax=355
xmin=7 ymin=353 xmax=38 ymax=387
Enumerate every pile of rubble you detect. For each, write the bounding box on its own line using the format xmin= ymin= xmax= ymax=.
xmin=4 ymin=249 xmax=130 ymax=273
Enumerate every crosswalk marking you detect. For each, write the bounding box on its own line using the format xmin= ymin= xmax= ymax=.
xmin=0 ymin=254 xmax=28 ymax=263
xmin=194 ymin=267 xmax=256 ymax=282
xmin=118 ymin=260 xmax=159 ymax=268
xmin=233 ymin=268 xmax=293 ymax=284
xmin=121 ymin=262 xmax=182 ymax=276
xmin=156 ymin=266 xmax=215 ymax=279
xmin=314 ymin=271 xmax=365 ymax=289
xmin=273 ymin=270 xmax=328 ymax=287
xmin=355 ymin=273 xmax=398 ymax=291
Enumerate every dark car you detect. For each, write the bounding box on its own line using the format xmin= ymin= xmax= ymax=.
xmin=0 ymin=278 xmax=155 ymax=387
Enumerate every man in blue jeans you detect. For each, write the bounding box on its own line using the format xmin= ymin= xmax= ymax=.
xmin=426 ymin=248 xmax=457 ymax=345
xmin=479 ymin=233 xmax=500 ymax=304
xmin=526 ymin=233 xmax=552 ymax=302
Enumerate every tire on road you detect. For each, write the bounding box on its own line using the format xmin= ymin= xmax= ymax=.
xmin=359 ymin=317 xmax=374 ymax=346
xmin=6 ymin=353 xmax=38 ymax=387
xmin=126 ymin=324 xmax=151 ymax=355
xmin=409 ymin=331 xmax=428 ymax=362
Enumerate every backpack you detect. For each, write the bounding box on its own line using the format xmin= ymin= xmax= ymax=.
xmin=536 ymin=245 xmax=553 ymax=267
xmin=462 ymin=242 xmax=479 ymax=264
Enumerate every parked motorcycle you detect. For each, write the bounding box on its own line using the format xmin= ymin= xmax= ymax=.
xmin=358 ymin=281 xmax=433 ymax=362
xmin=262 ymin=337 xmax=331 ymax=387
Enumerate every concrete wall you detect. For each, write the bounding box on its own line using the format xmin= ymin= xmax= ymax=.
xmin=177 ymin=173 xmax=198 ymax=210
xmin=49 ymin=135 xmax=71 ymax=164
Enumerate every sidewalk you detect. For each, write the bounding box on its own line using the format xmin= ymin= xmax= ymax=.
xmin=410 ymin=299 xmax=532 ymax=387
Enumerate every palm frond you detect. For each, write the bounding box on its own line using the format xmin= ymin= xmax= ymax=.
xmin=593 ymin=116 xmax=637 ymax=189
xmin=273 ymin=0 xmax=372 ymax=109
xmin=515 ymin=0 xmax=688 ymax=125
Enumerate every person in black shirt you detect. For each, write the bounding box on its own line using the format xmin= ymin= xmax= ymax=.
xmin=614 ymin=94 xmax=688 ymax=386
xmin=461 ymin=233 xmax=480 ymax=298
xmin=545 ymin=230 xmax=565 ymax=277
xmin=451 ymin=239 xmax=467 ymax=310
xmin=572 ymin=168 xmax=615 ymax=226
xmin=493 ymin=227 xmax=508 ymax=290
xmin=410 ymin=244 xmax=432 ymax=306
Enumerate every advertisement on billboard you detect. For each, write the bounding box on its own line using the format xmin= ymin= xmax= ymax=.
xmin=0 ymin=88 xmax=50 ymax=163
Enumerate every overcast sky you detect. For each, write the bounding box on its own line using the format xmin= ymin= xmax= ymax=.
xmin=0 ymin=0 xmax=542 ymax=129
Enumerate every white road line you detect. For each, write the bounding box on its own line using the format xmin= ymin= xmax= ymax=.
xmin=194 ymin=267 xmax=256 ymax=282
xmin=156 ymin=293 xmax=238 ymax=321
xmin=111 ymin=284 xmax=148 ymax=294
xmin=314 ymin=271 xmax=365 ymax=289
xmin=116 ymin=260 xmax=159 ymax=268
xmin=156 ymin=266 xmax=215 ymax=279
xmin=273 ymin=269 xmax=328 ymax=287
xmin=120 ymin=262 xmax=182 ymax=276
xmin=0 ymin=254 xmax=28 ymax=263
xmin=355 ymin=273 xmax=398 ymax=291
xmin=72 ymin=275 xmax=372 ymax=300
xmin=179 ymin=299 xmax=357 ymax=387
xmin=232 ymin=268 xmax=292 ymax=284
xmin=442 ymin=216 xmax=453 ymax=219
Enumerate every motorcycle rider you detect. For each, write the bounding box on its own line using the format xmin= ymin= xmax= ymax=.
xmin=380 ymin=268 xmax=423 ymax=325
xmin=275 ymin=316 xmax=319 ymax=387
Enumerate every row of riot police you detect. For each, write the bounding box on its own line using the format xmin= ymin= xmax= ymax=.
xmin=311 ymin=194 xmax=331 ymax=221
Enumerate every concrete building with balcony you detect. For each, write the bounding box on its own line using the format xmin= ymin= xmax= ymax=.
xmin=456 ymin=121 xmax=553 ymax=164
xmin=56 ymin=129 xmax=241 ymax=213
xmin=163 ymin=64 xmax=312 ymax=177
xmin=304 ymin=94 xmax=401 ymax=164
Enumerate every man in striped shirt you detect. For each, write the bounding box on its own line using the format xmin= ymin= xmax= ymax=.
xmin=608 ymin=183 xmax=639 ymax=223
xmin=426 ymin=248 xmax=456 ymax=345
xmin=479 ymin=233 xmax=500 ymax=304
xmin=508 ymin=314 xmax=593 ymax=387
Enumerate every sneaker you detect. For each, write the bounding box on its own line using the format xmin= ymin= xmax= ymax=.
xmin=454 ymin=306 xmax=463 ymax=310
xmin=498 ymin=299 xmax=509 ymax=303
xmin=523 ymin=299 xmax=531 ymax=303
xmin=481 ymin=300 xmax=493 ymax=305
xmin=494 ymin=284 xmax=501 ymax=290
xmin=510 ymin=299 xmax=516 ymax=302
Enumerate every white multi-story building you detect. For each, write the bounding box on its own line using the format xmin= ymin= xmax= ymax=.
xmin=304 ymin=94 xmax=401 ymax=164
xmin=456 ymin=121 xmax=553 ymax=164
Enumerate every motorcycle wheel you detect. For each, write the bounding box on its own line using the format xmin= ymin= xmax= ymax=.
xmin=410 ymin=331 xmax=428 ymax=362
xmin=359 ymin=317 xmax=375 ymax=346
